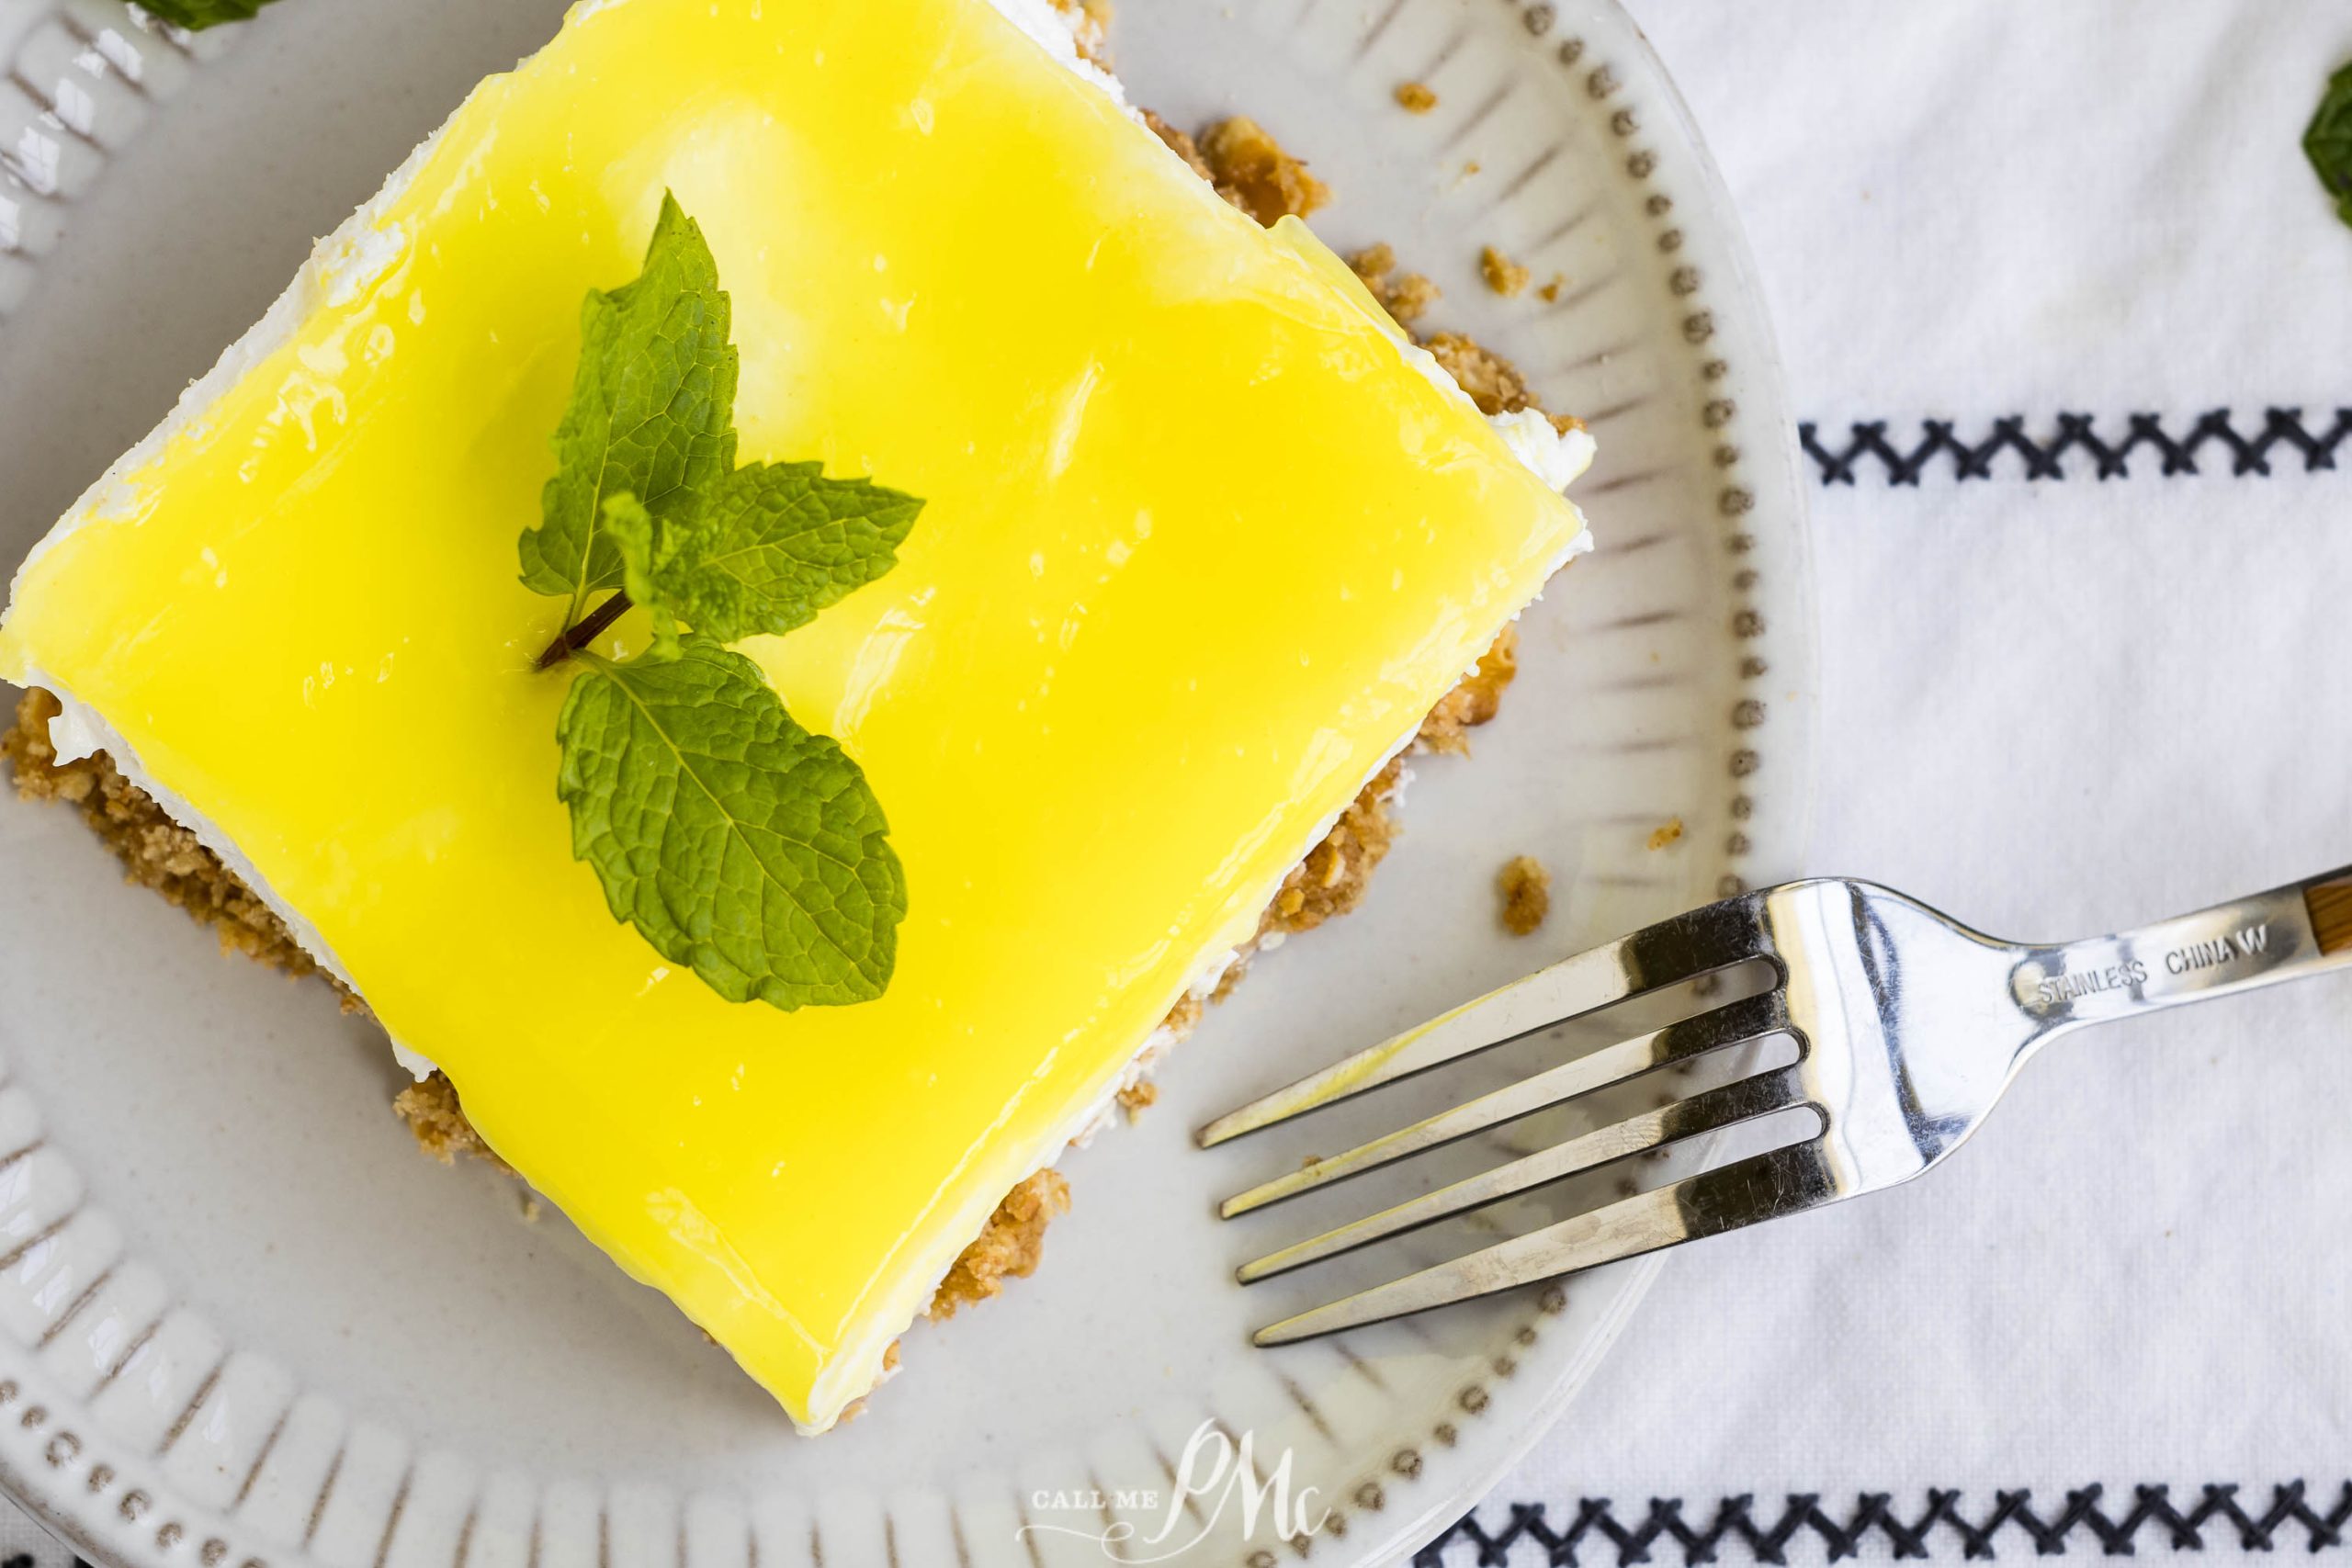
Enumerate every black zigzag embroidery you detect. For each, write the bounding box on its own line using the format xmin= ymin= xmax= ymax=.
xmin=1800 ymin=409 xmax=2352 ymax=485
xmin=1417 ymin=1482 xmax=2352 ymax=1564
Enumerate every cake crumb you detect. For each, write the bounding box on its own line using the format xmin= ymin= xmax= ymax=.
xmin=1422 ymin=332 xmax=1538 ymax=416
xmin=1079 ymin=0 xmax=1114 ymax=60
xmin=1349 ymin=243 xmax=1442 ymax=326
xmin=520 ymin=1190 xmax=543 ymax=1224
xmin=1394 ymin=81 xmax=1438 ymax=113
xmin=1537 ymin=274 xmax=1566 ymax=302
xmin=1498 ymin=855 xmax=1551 ymax=935
xmin=1161 ymin=990 xmax=1204 ymax=1039
xmin=1046 ymin=0 xmax=1113 ymax=64
xmin=928 ymin=1170 xmax=1072 ymax=1317
xmin=1418 ymin=624 xmax=1518 ymax=754
xmin=1143 ymin=109 xmax=1216 ymax=184
xmin=392 ymin=1072 xmax=516 ymax=1175
xmin=1480 ymin=244 xmax=1532 ymax=297
xmin=1251 ymin=755 xmax=1403 ymax=946
xmin=1196 ymin=116 xmax=1330 ymax=225
xmin=1116 ymin=1079 xmax=1159 ymax=1119
xmin=1648 ymin=817 xmax=1685 ymax=851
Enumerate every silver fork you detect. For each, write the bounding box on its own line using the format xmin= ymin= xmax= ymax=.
xmin=1201 ymin=867 xmax=2352 ymax=1345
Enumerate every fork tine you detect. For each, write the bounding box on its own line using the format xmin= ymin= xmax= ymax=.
xmin=1250 ymin=1142 xmax=1836 ymax=1345
xmin=1218 ymin=990 xmax=1791 ymax=1218
xmin=1235 ymin=1064 xmax=1815 ymax=1282
xmin=1197 ymin=896 xmax=1769 ymax=1148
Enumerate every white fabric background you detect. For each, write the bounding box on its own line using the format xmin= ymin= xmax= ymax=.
xmin=1461 ymin=0 xmax=2352 ymax=1560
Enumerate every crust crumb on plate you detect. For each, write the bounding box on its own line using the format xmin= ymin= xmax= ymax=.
xmin=1498 ymin=853 xmax=1552 ymax=936
xmin=1194 ymin=116 xmax=1331 ymax=226
xmin=1394 ymin=81 xmax=1438 ymax=114
xmin=1149 ymin=112 xmax=1333 ymax=227
xmin=1649 ymin=816 xmax=1685 ymax=850
xmin=1349 ymin=243 xmax=1442 ymax=326
xmin=1480 ymin=244 xmax=1532 ymax=298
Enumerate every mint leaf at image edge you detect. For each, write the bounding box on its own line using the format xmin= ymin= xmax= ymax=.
xmin=135 ymin=0 xmax=276 ymax=29
xmin=2307 ymin=62 xmax=2352 ymax=229
xmin=555 ymin=636 xmax=905 ymax=1010
xmin=609 ymin=461 xmax=924 ymax=646
xmin=518 ymin=193 xmax=741 ymax=616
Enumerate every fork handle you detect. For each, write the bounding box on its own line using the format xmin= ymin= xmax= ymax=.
xmin=2012 ymin=865 xmax=2352 ymax=1031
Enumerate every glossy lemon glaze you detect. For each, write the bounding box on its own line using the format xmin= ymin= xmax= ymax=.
xmin=0 ymin=0 xmax=1586 ymax=1427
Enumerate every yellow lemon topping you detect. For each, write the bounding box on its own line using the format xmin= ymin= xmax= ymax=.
xmin=0 ymin=0 xmax=1589 ymax=1428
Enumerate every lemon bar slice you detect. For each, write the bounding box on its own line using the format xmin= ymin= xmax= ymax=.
xmin=0 ymin=0 xmax=1592 ymax=1430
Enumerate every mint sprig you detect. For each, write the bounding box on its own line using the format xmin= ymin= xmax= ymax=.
xmin=520 ymin=194 xmax=917 ymax=1011
xmin=2308 ymin=62 xmax=2352 ymax=231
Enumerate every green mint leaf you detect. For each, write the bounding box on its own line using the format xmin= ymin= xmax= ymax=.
xmin=609 ymin=461 xmax=923 ymax=645
xmin=556 ymin=635 xmax=904 ymax=1010
xmin=519 ymin=192 xmax=740 ymax=613
xmin=2308 ymin=62 xmax=2352 ymax=230
xmin=135 ymin=0 xmax=280 ymax=29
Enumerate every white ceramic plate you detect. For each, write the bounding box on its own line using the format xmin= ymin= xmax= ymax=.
xmin=0 ymin=0 xmax=1814 ymax=1563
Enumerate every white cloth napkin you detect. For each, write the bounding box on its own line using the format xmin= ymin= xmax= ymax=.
xmin=1445 ymin=2 xmax=2352 ymax=1562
